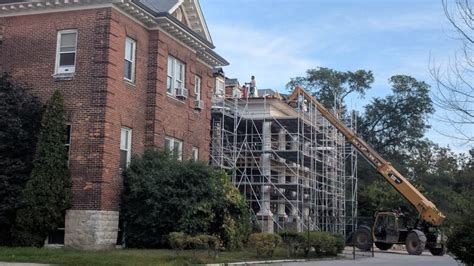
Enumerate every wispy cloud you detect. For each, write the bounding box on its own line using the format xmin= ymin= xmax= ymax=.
xmin=212 ymin=24 xmax=321 ymax=90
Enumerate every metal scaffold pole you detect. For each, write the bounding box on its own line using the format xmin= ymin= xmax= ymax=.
xmin=210 ymin=89 xmax=357 ymax=237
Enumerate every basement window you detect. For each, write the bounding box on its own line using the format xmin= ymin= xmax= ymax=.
xmin=192 ymin=147 xmax=199 ymax=162
xmin=65 ymin=124 xmax=71 ymax=165
xmin=165 ymin=137 xmax=183 ymax=161
xmin=120 ymin=127 xmax=132 ymax=169
xmin=55 ymin=29 xmax=77 ymax=75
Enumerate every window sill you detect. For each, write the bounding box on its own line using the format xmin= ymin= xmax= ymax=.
xmin=123 ymin=78 xmax=136 ymax=87
xmin=166 ymin=93 xmax=186 ymax=104
xmin=52 ymin=73 xmax=75 ymax=81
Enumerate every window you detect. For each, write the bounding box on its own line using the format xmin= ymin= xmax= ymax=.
xmin=55 ymin=29 xmax=77 ymax=74
xmin=192 ymin=147 xmax=199 ymax=162
xmin=124 ymin=37 xmax=136 ymax=82
xmin=215 ymin=78 xmax=225 ymax=96
xmin=194 ymin=76 xmax=201 ymax=100
xmin=167 ymin=56 xmax=185 ymax=96
xmin=65 ymin=124 xmax=72 ymax=164
xmin=120 ymin=128 xmax=132 ymax=169
xmin=165 ymin=137 xmax=183 ymax=161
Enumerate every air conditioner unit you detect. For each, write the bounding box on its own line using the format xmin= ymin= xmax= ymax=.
xmin=194 ymin=99 xmax=204 ymax=110
xmin=175 ymin=87 xmax=188 ymax=99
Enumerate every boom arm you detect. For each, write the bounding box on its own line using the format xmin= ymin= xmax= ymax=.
xmin=289 ymin=87 xmax=445 ymax=226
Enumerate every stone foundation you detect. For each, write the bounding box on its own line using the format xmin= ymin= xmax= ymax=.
xmin=65 ymin=210 xmax=119 ymax=250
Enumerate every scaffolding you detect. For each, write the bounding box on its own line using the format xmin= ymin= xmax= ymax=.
xmin=210 ymin=89 xmax=358 ymax=237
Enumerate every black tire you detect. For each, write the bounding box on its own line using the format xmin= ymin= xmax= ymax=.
xmin=429 ymin=245 xmax=446 ymax=256
xmin=354 ymin=227 xmax=372 ymax=251
xmin=375 ymin=242 xmax=394 ymax=251
xmin=405 ymin=231 xmax=426 ymax=255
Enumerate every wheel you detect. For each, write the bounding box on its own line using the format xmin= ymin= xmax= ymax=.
xmin=354 ymin=227 xmax=372 ymax=251
xmin=405 ymin=231 xmax=426 ymax=255
xmin=429 ymin=245 xmax=446 ymax=256
xmin=375 ymin=242 xmax=394 ymax=251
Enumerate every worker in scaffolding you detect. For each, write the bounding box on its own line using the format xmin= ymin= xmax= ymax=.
xmin=247 ymin=75 xmax=256 ymax=97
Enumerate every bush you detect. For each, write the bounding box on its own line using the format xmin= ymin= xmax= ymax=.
xmin=13 ymin=90 xmax=71 ymax=247
xmin=279 ymin=230 xmax=305 ymax=257
xmin=168 ymin=232 xmax=189 ymax=254
xmin=303 ymin=231 xmax=343 ymax=257
xmin=121 ymin=150 xmax=251 ymax=249
xmin=168 ymin=232 xmax=220 ymax=258
xmin=0 ymin=73 xmax=42 ymax=245
xmin=447 ymin=209 xmax=474 ymax=265
xmin=248 ymin=233 xmax=282 ymax=258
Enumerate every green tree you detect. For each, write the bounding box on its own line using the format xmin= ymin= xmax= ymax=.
xmin=358 ymin=75 xmax=434 ymax=154
xmin=13 ymin=90 xmax=72 ymax=247
xmin=0 ymin=73 xmax=42 ymax=245
xmin=121 ymin=150 xmax=251 ymax=249
xmin=287 ymin=67 xmax=374 ymax=112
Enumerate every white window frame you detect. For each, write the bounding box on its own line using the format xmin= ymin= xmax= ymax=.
xmin=165 ymin=136 xmax=183 ymax=161
xmin=192 ymin=147 xmax=199 ymax=162
xmin=124 ymin=37 xmax=136 ymax=83
xmin=55 ymin=29 xmax=78 ymax=75
xmin=194 ymin=75 xmax=201 ymax=100
xmin=120 ymin=127 xmax=132 ymax=169
xmin=215 ymin=77 xmax=225 ymax=97
xmin=65 ymin=124 xmax=72 ymax=165
xmin=166 ymin=56 xmax=185 ymax=96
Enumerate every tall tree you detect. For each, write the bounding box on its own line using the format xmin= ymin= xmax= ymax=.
xmin=430 ymin=0 xmax=473 ymax=144
xmin=358 ymin=75 xmax=434 ymax=155
xmin=13 ymin=90 xmax=71 ymax=247
xmin=0 ymin=73 xmax=42 ymax=245
xmin=287 ymin=67 xmax=374 ymax=113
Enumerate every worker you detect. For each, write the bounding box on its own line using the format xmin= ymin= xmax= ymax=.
xmin=249 ymin=75 xmax=256 ymax=97
xmin=242 ymin=85 xmax=248 ymax=99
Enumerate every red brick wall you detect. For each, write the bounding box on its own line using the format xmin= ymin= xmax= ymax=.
xmin=0 ymin=9 xmax=114 ymax=211
xmin=0 ymin=7 xmax=215 ymax=212
xmin=149 ymin=29 xmax=214 ymax=162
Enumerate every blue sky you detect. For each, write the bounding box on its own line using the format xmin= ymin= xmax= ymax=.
xmin=200 ymin=0 xmax=472 ymax=153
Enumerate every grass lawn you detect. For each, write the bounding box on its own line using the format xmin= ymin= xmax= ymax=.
xmin=0 ymin=246 xmax=336 ymax=265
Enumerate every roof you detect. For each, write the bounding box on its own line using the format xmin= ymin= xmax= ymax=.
xmin=133 ymin=0 xmax=180 ymax=13
xmin=0 ymin=0 xmax=228 ymax=66
xmin=225 ymin=78 xmax=239 ymax=87
xmin=132 ymin=0 xmax=212 ymax=44
xmin=258 ymin=89 xmax=276 ymax=96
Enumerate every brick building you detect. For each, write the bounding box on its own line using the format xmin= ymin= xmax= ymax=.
xmin=0 ymin=0 xmax=228 ymax=250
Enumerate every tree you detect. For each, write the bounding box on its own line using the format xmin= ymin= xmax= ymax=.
xmin=0 ymin=73 xmax=42 ymax=246
xmin=358 ymin=75 xmax=434 ymax=155
xmin=430 ymin=0 xmax=473 ymax=144
xmin=13 ymin=90 xmax=72 ymax=247
xmin=121 ymin=150 xmax=251 ymax=249
xmin=287 ymin=67 xmax=374 ymax=113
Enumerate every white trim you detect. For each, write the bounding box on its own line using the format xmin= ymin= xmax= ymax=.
xmin=124 ymin=37 xmax=136 ymax=83
xmin=165 ymin=136 xmax=183 ymax=161
xmin=55 ymin=29 xmax=77 ymax=75
xmin=194 ymin=75 xmax=201 ymax=100
xmin=196 ymin=57 xmax=213 ymax=69
xmin=167 ymin=56 xmax=186 ymax=96
xmin=0 ymin=2 xmax=116 ymax=18
xmin=120 ymin=127 xmax=132 ymax=169
xmin=191 ymin=146 xmax=199 ymax=162
xmin=168 ymin=0 xmax=184 ymax=14
xmin=0 ymin=0 xmax=226 ymax=67
xmin=193 ymin=0 xmax=212 ymax=43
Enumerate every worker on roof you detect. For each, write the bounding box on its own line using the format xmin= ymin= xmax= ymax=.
xmin=249 ymin=75 xmax=256 ymax=97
